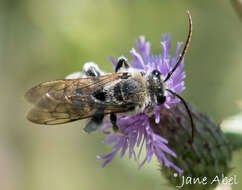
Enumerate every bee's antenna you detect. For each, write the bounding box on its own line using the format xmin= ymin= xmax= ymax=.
xmin=164 ymin=10 xmax=192 ymax=82
xmin=166 ymin=89 xmax=195 ymax=144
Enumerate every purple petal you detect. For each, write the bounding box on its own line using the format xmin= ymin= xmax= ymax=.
xmin=105 ymin=136 xmax=120 ymax=145
xmin=130 ymin=48 xmax=145 ymax=69
xmin=162 ymin=34 xmax=172 ymax=55
xmin=120 ymin=139 xmax=128 ymax=157
xmin=108 ymin=56 xmax=117 ymax=68
xmin=155 ymin=106 xmax=161 ymax=124
xmin=135 ymin=36 xmax=151 ymax=59
xmin=171 ymin=42 xmax=183 ymax=67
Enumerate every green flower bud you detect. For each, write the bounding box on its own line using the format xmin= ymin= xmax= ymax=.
xmin=150 ymin=103 xmax=232 ymax=190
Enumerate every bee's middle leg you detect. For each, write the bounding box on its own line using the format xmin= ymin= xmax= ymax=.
xmin=110 ymin=113 xmax=119 ymax=133
xmin=115 ymin=57 xmax=130 ymax=72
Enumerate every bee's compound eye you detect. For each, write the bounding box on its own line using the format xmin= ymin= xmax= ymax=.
xmin=157 ymin=93 xmax=166 ymax=104
xmin=152 ymin=70 xmax=161 ymax=78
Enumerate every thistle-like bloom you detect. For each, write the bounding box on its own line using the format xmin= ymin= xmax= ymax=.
xmin=97 ymin=35 xmax=185 ymax=175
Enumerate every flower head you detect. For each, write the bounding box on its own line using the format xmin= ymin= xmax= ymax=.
xmin=98 ymin=34 xmax=186 ymax=175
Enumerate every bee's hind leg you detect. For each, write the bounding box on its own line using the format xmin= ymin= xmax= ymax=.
xmin=84 ymin=110 xmax=104 ymax=133
xmin=115 ymin=57 xmax=130 ymax=72
xmin=65 ymin=62 xmax=105 ymax=79
xmin=110 ymin=113 xmax=119 ymax=133
xmin=83 ymin=62 xmax=105 ymax=77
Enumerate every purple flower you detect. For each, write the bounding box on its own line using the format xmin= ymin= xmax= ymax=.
xmin=98 ymin=35 xmax=185 ymax=175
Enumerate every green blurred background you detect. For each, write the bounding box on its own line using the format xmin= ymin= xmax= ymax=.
xmin=0 ymin=0 xmax=242 ymax=189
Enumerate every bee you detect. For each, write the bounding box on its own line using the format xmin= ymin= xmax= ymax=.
xmin=25 ymin=11 xmax=194 ymax=141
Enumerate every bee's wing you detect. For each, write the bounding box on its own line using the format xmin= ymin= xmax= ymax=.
xmin=25 ymin=73 xmax=133 ymax=125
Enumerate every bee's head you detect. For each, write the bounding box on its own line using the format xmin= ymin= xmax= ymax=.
xmin=148 ymin=70 xmax=166 ymax=105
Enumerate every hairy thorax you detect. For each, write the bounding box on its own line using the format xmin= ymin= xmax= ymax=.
xmin=102 ymin=70 xmax=150 ymax=114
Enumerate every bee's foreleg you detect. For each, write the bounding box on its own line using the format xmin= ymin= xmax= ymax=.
xmin=83 ymin=110 xmax=104 ymax=133
xmin=115 ymin=57 xmax=130 ymax=72
xmin=110 ymin=113 xmax=119 ymax=133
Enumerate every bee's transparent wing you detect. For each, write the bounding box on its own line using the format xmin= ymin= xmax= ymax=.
xmin=25 ymin=73 xmax=133 ymax=125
